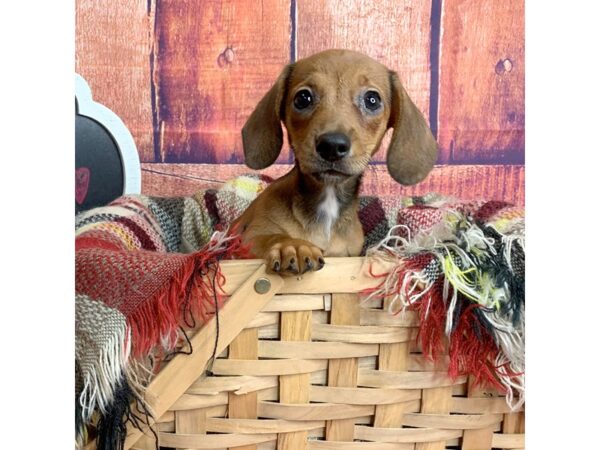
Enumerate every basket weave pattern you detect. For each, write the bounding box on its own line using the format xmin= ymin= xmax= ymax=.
xmin=132 ymin=260 xmax=525 ymax=450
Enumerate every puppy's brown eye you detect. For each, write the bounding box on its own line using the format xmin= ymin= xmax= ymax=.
xmin=293 ymin=89 xmax=313 ymax=110
xmin=364 ymin=91 xmax=381 ymax=111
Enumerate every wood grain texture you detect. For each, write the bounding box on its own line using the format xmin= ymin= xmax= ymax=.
xmin=217 ymin=257 xmax=396 ymax=297
xmin=437 ymin=0 xmax=525 ymax=164
xmin=140 ymin=163 xmax=525 ymax=205
xmin=461 ymin=376 xmax=495 ymax=450
xmin=325 ymin=294 xmax=361 ymax=441
xmin=374 ymin=295 xmax=412 ymax=429
xmin=124 ymin=265 xmax=283 ymax=449
xmin=414 ymin=386 xmax=453 ymax=450
xmin=278 ymin=311 xmax=312 ymax=450
xmin=154 ymin=0 xmax=292 ymax=164
xmin=502 ymin=409 xmax=525 ymax=446
xmin=296 ymin=0 xmax=432 ymax=162
xmin=174 ymin=408 xmax=206 ymax=450
xmin=130 ymin=432 xmax=158 ymax=450
xmin=75 ymin=0 xmax=156 ymax=162
xmin=120 ymin=254 xmax=525 ymax=448
xmin=228 ymin=328 xmax=259 ymax=450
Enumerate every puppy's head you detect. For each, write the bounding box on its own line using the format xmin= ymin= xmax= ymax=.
xmin=242 ymin=49 xmax=438 ymax=185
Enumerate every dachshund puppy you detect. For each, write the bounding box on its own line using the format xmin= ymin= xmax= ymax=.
xmin=233 ymin=49 xmax=438 ymax=275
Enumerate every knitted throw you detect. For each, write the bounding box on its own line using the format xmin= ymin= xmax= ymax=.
xmin=362 ymin=200 xmax=525 ymax=409
xmin=75 ymin=175 xmax=524 ymax=449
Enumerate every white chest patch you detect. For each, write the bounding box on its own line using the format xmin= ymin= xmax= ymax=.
xmin=317 ymin=186 xmax=339 ymax=240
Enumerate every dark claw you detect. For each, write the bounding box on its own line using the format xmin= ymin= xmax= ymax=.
xmin=273 ymin=260 xmax=281 ymax=272
xmin=287 ymin=258 xmax=299 ymax=274
xmin=317 ymin=257 xmax=325 ymax=270
xmin=303 ymin=257 xmax=314 ymax=274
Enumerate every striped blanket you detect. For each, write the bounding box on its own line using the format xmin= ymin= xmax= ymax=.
xmin=75 ymin=174 xmax=525 ymax=449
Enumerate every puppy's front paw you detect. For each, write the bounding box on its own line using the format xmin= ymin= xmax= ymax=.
xmin=265 ymin=238 xmax=325 ymax=275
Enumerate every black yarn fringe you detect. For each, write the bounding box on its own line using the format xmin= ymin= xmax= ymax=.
xmin=479 ymin=224 xmax=525 ymax=327
xmin=95 ymin=378 xmax=157 ymax=450
xmin=76 ymin=397 xmax=85 ymax=446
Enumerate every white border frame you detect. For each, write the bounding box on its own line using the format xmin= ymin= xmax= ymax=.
xmin=75 ymin=74 xmax=142 ymax=194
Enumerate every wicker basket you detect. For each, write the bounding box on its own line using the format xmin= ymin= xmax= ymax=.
xmin=124 ymin=257 xmax=525 ymax=450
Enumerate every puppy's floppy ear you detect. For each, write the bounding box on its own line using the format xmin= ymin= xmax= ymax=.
xmin=242 ymin=64 xmax=293 ymax=169
xmin=386 ymin=71 xmax=438 ymax=185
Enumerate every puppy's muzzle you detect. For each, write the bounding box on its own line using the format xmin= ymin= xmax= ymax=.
xmin=316 ymin=132 xmax=351 ymax=162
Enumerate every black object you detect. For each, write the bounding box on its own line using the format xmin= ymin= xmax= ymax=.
xmin=75 ymin=107 xmax=124 ymax=214
xmin=75 ymin=74 xmax=141 ymax=214
xmin=316 ymin=132 xmax=351 ymax=162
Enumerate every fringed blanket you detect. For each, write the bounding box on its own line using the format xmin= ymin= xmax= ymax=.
xmin=362 ymin=201 xmax=525 ymax=409
xmin=75 ymin=175 xmax=524 ymax=449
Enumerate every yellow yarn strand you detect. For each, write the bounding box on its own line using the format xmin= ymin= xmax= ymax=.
xmin=442 ymin=254 xmax=480 ymax=303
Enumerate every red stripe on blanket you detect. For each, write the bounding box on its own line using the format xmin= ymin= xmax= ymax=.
xmin=114 ymin=216 xmax=158 ymax=251
xmin=75 ymin=235 xmax=126 ymax=252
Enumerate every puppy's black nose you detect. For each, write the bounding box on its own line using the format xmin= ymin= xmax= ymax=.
xmin=316 ymin=133 xmax=351 ymax=162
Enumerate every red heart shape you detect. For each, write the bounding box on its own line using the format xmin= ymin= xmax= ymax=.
xmin=75 ymin=167 xmax=90 ymax=205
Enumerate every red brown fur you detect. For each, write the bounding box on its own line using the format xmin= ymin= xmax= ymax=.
xmin=234 ymin=49 xmax=438 ymax=275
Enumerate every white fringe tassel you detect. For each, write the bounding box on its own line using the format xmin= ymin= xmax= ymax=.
xmin=78 ymin=324 xmax=131 ymax=424
xmin=364 ymin=209 xmax=525 ymax=411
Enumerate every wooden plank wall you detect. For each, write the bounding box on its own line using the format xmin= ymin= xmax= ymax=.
xmin=75 ymin=0 xmax=525 ymax=205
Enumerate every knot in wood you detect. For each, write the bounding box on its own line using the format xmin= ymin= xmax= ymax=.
xmin=217 ymin=47 xmax=235 ymax=67
xmin=495 ymin=58 xmax=513 ymax=74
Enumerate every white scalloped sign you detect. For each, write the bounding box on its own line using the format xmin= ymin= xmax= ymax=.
xmin=75 ymin=74 xmax=141 ymax=212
